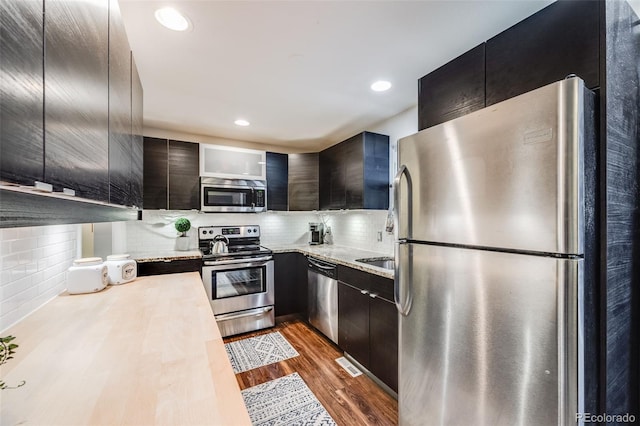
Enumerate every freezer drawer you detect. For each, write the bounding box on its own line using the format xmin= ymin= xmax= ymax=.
xmin=397 ymin=243 xmax=582 ymax=426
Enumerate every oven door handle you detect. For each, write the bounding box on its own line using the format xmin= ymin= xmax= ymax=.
xmin=215 ymin=306 xmax=273 ymax=321
xmin=203 ymin=255 xmax=273 ymax=268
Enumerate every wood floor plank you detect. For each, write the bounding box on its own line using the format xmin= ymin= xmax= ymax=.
xmin=224 ymin=318 xmax=398 ymax=425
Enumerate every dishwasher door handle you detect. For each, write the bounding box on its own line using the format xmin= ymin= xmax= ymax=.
xmin=308 ymin=259 xmax=335 ymax=271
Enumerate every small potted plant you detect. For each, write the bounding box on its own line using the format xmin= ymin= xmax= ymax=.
xmin=175 ymin=217 xmax=191 ymax=251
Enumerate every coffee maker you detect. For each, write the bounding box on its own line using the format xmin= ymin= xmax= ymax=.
xmin=308 ymin=223 xmax=324 ymax=245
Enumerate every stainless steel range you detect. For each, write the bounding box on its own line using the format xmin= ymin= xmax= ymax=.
xmin=199 ymin=225 xmax=274 ymax=337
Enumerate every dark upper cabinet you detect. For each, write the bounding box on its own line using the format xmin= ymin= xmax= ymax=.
xmin=143 ymin=137 xmax=199 ymax=210
xmin=130 ymin=55 xmax=144 ymax=208
xmin=44 ymin=0 xmax=110 ymax=201
xmin=168 ymin=140 xmax=200 ymax=210
xmin=266 ymin=152 xmax=288 ymax=211
xmin=108 ymin=0 xmax=132 ymax=206
xmin=418 ymin=44 xmax=485 ymax=131
xmin=289 ymin=153 xmax=319 ymax=211
xmin=143 ymin=137 xmax=168 ymax=209
xmin=485 ymin=0 xmax=599 ymax=106
xmin=319 ymin=131 xmax=389 ymax=210
xmin=0 ymin=0 xmax=44 ymax=186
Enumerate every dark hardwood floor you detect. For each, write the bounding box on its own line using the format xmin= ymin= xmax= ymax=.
xmin=224 ymin=318 xmax=398 ymax=425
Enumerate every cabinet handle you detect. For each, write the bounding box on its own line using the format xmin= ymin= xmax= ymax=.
xmin=360 ymin=289 xmax=369 ymax=295
xmin=163 ymin=259 xmax=173 ymax=263
xmin=369 ymin=293 xmax=378 ymax=299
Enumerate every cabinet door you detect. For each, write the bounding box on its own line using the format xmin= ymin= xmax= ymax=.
xmin=44 ymin=0 xmax=109 ymax=201
xmin=168 ymin=140 xmax=199 ymax=210
xmin=266 ymin=152 xmax=288 ymax=211
xmin=137 ymin=259 xmax=201 ymax=277
xmin=288 ymin=153 xmax=319 ymax=211
xmin=274 ymin=252 xmax=299 ymax=317
xmin=108 ymin=0 xmax=132 ymax=206
xmin=338 ymin=281 xmax=370 ymax=369
xmin=0 ymin=0 xmax=44 ymax=185
xmin=369 ymin=296 xmax=398 ymax=392
xmin=130 ymin=55 xmax=144 ymax=208
xmin=418 ymin=44 xmax=485 ymax=131
xmin=343 ymin=134 xmax=364 ymax=209
xmin=485 ymin=0 xmax=599 ymax=106
xmin=143 ymin=137 xmax=168 ymax=209
xmin=320 ymin=143 xmax=346 ymax=209
xmin=362 ymin=132 xmax=390 ymax=210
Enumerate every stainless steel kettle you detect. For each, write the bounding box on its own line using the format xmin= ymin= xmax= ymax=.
xmin=210 ymin=235 xmax=229 ymax=254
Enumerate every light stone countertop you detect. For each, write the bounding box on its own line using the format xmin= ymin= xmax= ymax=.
xmin=128 ymin=249 xmax=202 ymax=263
xmin=267 ymin=244 xmax=395 ymax=279
xmin=0 ymin=272 xmax=251 ymax=426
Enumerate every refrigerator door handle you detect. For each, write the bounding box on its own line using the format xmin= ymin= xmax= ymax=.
xmin=394 ymin=241 xmax=412 ymax=316
xmin=393 ymin=164 xmax=412 ymax=240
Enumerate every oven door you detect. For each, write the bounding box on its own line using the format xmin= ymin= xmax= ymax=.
xmin=201 ymin=185 xmax=256 ymax=213
xmin=202 ymin=256 xmax=274 ymax=315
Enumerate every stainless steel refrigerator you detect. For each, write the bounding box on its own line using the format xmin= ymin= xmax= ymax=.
xmin=394 ymin=77 xmax=594 ymax=426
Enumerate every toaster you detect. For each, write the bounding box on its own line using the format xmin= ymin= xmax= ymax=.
xmin=67 ymin=257 xmax=108 ymax=295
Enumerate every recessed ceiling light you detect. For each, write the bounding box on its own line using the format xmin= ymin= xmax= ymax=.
xmin=234 ymin=119 xmax=250 ymax=127
xmin=371 ymin=80 xmax=392 ymax=92
xmin=154 ymin=7 xmax=190 ymax=31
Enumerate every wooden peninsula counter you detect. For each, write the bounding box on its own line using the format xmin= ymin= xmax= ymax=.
xmin=0 ymin=272 xmax=251 ymax=426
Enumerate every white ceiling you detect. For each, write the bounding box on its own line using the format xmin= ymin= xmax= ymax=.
xmin=120 ymin=0 xmax=554 ymax=152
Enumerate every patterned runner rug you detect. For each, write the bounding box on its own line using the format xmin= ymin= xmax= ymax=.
xmin=225 ymin=331 xmax=299 ymax=374
xmin=242 ymin=373 xmax=337 ymax=426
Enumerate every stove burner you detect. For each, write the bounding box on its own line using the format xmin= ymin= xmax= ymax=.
xmin=198 ymin=225 xmax=271 ymax=262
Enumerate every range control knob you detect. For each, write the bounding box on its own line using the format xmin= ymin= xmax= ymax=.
xmin=208 ymin=230 xmax=213 ymax=234
xmin=202 ymin=230 xmax=207 ymax=235
xmin=253 ymin=228 xmax=258 ymax=233
xmin=247 ymin=229 xmax=252 ymax=233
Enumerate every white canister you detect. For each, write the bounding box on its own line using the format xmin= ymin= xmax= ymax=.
xmin=105 ymin=254 xmax=137 ymax=285
xmin=67 ymin=257 xmax=108 ymax=294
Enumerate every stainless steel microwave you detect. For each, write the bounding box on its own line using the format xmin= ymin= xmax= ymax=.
xmin=200 ymin=177 xmax=266 ymax=213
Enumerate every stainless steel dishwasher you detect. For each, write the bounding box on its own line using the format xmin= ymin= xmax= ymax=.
xmin=307 ymin=257 xmax=338 ymax=344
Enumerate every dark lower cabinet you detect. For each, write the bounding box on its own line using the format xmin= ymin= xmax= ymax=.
xmin=288 ymin=153 xmax=319 ymax=211
xmin=369 ymin=297 xmax=398 ymax=392
xmin=266 ymin=152 xmax=288 ymax=211
xmin=274 ymin=252 xmax=308 ymax=317
xmin=338 ymin=282 xmax=370 ymax=368
xmin=0 ymin=0 xmax=44 ymax=186
xmin=418 ymin=43 xmax=485 ymax=131
xmin=485 ymin=0 xmax=599 ymax=106
xmin=337 ymin=265 xmax=397 ymax=392
xmin=136 ymin=258 xmax=201 ymax=277
xmin=44 ymin=0 xmax=110 ymax=201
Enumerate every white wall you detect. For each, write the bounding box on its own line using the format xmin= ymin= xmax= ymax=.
xmin=0 ymin=224 xmax=78 ymax=332
xmin=144 ymin=126 xmax=315 ymax=154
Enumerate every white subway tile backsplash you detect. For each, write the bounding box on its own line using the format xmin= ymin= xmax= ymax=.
xmin=125 ymin=209 xmax=394 ymax=255
xmin=1 ymin=224 xmax=77 ymax=332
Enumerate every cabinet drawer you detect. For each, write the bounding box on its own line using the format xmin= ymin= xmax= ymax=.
xmin=337 ymin=264 xmax=394 ymax=302
xmin=137 ymin=258 xmax=201 ymax=277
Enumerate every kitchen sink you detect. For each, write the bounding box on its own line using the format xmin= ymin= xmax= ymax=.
xmin=355 ymin=257 xmax=395 ymax=270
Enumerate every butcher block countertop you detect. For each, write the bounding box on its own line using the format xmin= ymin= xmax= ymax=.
xmin=0 ymin=272 xmax=251 ymax=426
